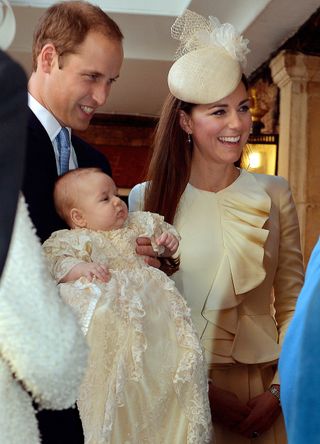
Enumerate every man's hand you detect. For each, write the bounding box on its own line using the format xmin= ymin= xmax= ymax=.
xmin=135 ymin=237 xmax=160 ymax=268
xmin=59 ymin=262 xmax=110 ymax=283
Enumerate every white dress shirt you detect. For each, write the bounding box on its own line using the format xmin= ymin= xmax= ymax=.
xmin=28 ymin=93 xmax=78 ymax=174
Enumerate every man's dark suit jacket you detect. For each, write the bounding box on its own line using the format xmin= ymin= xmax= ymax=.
xmin=0 ymin=51 xmax=28 ymax=277
xmin=23 ymin=110 xmax=111 ymax=243
xmin=22 ymin=110 xmax=111 ymax=444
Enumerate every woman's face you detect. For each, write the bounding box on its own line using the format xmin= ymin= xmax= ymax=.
xmin=181 ymin=81 xmax=252 ymax=166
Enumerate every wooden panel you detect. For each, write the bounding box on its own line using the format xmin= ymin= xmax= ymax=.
xmin=74 ymin=113 xmax=157 ymax=190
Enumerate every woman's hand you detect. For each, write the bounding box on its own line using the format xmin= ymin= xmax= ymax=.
xmin=209 ymin=384 xmax=252 ymax=429
xmin=59 ymin=262 xmax=110 ymax=283
xmin=236 ymin=391 xmax=281 ymax=438
xmin=135 ymin=237 xmax=161 ymax=268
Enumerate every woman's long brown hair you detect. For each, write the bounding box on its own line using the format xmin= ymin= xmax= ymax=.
xmin=145 ymin=93 xmax=194 ymax=223
xmin=144 ymin=94 xmax=195 ymax=274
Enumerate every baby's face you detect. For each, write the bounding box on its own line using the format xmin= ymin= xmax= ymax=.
xmin=79 ymin=172 xmax=128 ymax=231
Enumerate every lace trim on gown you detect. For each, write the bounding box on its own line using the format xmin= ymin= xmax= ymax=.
xmin=80 ymin=269 xmax=212 ymax=443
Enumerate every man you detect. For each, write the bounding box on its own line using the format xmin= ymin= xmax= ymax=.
xmin=23 ymin=0 xmax=123 ymax=243
xmin=22 ymin=2 xmax=158 ymax=442
xmin=22 ymin=3 xmax=122 ymax=443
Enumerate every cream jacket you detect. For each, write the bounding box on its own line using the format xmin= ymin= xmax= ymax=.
xmin=129 ymin=170 xmax=304 ymax=384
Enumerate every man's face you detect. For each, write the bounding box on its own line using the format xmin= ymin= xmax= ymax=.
xmin=43 ymin=31 xmax=123 ymax=130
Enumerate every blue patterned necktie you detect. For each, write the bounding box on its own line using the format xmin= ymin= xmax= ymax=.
xmin=56 ymin=127 xmax=70 ymax=175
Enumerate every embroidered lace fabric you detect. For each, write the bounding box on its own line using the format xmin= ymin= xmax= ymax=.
xmin=43 ymin=212 xmax=213 ymax=444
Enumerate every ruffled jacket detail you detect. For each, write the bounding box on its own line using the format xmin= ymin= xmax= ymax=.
xmin=200 ymin=172 xmax=272 ymax=364
xmin=203 ymin=171 xmax=271 ymax=311
xmin=192 ymin=171 xmax=303 ymax=369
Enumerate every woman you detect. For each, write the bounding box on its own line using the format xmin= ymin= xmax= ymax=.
xmin=129 ymin=10 xmax=304 ymax=444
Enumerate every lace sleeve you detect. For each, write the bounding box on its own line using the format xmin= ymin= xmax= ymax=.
xmin=43 ymin=230 xmax=93 ymax=282
xmin=129 ymin=211 xmax=181 ymax=255
xmin=150 ymin=212 xmax=181 ymax=240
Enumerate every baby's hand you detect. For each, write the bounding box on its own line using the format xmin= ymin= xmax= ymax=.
xmin=156 ymin=232 xmax=179 ymax=257
xmin=60 ymin=262 xmax=111 ymax=283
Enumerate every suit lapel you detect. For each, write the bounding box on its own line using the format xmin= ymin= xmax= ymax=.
xmin=27 ymin=109 xmax=58 ymax=178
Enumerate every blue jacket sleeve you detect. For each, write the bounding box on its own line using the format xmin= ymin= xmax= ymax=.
xmin=279 ymin=238 xmax=320 ymax=443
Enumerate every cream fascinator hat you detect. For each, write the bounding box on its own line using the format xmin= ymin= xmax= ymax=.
xmin=168 ymin=10 xmax=250 ymax=104
xmin=0 ymin=0 xmax=16 ymax=50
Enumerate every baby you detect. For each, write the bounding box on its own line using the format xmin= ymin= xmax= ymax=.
xmin=43 ymin=168 xmax=212 ymax=444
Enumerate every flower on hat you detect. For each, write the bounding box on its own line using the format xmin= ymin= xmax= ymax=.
xmin=172 ymin=10 xmax=250 ymax=68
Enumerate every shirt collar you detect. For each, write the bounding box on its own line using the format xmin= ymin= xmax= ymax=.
xmin=28 ymin=93 xmax=71 ymax=142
